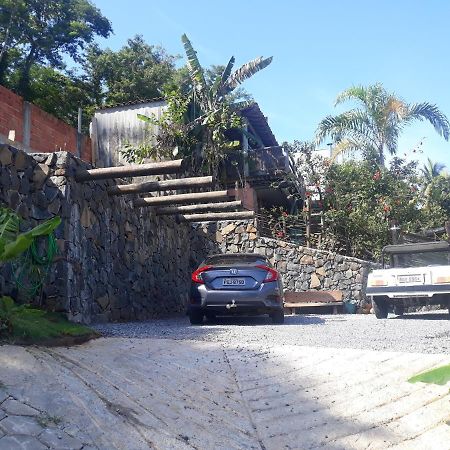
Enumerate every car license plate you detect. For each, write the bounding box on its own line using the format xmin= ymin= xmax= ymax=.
xmin=397 ymin=274 xmax=423 ymax=284
xmin=223 ymin=278 xmax=245 ymax=286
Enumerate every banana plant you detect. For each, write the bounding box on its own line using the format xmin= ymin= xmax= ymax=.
xmin=0 ymin=208 xmax=61 ymax=263
xmin=181 ymin=34 xmax=272 ymax=127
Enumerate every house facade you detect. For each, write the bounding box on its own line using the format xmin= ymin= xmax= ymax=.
xmin=90 ymin=100 xmax=301 ymax=212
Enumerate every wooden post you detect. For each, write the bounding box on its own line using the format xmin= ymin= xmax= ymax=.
xmin=76 ymin=159 xmax=184 ymax=182
xmin=108 ymin=176 xmax=212 ymax=196
xmin=134 ymin=190 xmax=230 ymax=207
xmin=178 ymin=211 xmax=255 ymax=223
xmin=155 ymin=201 xmax=242 ymax=215
xmin=306 ymin=196 xmax=311 ymax=248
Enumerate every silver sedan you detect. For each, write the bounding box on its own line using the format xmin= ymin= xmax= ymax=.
xmin=188 ymin=253 xmax=285 ymax=324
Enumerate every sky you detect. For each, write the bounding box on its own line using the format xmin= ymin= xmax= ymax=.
xmin=91 ymin=0 xmax=450 ymax=168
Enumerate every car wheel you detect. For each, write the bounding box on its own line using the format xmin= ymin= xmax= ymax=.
xmin=205 ymin=313 xmax=217 ymax=323
xmin=189 ymin=310 xmax=204 ymax=325
xmin=372 ymin=297 xmax=388 ymax=319
xmin=271 ymin=310 xmax=285 ymax=324
xmin=393 ymin=304 xmax=404 ymax=316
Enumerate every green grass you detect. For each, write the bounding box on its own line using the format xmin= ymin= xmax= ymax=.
xmin=408 ymin=364 xmax=450 ymax=386
xmin=0 ymin=298 xmax=97 ymax=345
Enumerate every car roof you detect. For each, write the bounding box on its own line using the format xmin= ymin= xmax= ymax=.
xmin=207 ymin=253 xmax=267 ymax=259
xmin=383 ymin=241 xmax=450 ymax=254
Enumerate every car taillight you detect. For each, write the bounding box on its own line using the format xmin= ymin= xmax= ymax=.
xmin=191 ymin=265 xmax=212 ymax=284
xmin=434 ymin=275 xmax=450 ymax=284
xmin=256 ymin=265 xmax=278 ymax=282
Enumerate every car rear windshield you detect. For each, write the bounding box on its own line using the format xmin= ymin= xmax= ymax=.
xmin=205 ymin=254 xmax=269 ymax=266
xmin=390 ymin=250 xmax=450 ymax=268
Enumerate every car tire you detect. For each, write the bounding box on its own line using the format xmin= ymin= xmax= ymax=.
xmin=189 ymin=310 xmax=204 ymax=325
xmin=271 ymin=310 xmax=285 ymax=324
xmin=372 ymin=297 xmax=388 ymax=319
xmin=205 ymin=313 xmax=217 ymax=323
xmin=393 ymin=304 xmax=404 ymax=316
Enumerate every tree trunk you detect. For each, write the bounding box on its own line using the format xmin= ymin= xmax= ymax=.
xmin=17 ymin=45 xmax=37 ymax=100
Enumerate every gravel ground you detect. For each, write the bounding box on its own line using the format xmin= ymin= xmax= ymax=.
xmin=93 ymin=310 xmax=450 ymax=354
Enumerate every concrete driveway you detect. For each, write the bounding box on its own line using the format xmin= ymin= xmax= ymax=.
xmin=0 ymin=314 xmax=449 ymax=449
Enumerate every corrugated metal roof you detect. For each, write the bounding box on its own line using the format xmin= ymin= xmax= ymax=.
xmin=96 ymin=97 xmax=165 ymax=111
xmin=239 ymin=103 xmax=278 ymax=147
xmin=96 ymin=99 xmax=278 ymax=147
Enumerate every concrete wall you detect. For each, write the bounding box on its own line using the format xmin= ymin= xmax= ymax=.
xmin=0 ymin=85 xmax=91 ymax=161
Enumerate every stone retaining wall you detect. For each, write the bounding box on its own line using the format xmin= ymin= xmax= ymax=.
xmin=1 ymin=145 xmax=373 ymax=323
xmin=0 ymin=145 xmax=217 ymax=323
xmin=198 ymin=220 xmax=373 ymax=306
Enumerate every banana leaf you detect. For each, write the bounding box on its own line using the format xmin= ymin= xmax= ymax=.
xmin=0 ymin=216 xmax=61 ymax=263
xmin=0 ymin=208 xmax=20 ymax=256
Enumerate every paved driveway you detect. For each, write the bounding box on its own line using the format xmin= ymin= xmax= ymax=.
xmin=0 ymin=313 xmax=449 ymax=449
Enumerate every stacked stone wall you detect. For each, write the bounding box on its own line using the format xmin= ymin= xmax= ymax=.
xmin=198 ymin=221 xmax=373 ymax=306
xmin=1 ymin=145 xmax=373 ymax=323
xmin=0 ymin=146 xmax=216 ymax=323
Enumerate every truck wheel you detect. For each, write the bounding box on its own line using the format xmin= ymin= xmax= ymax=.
xmin=372 ymin=297 xmax=388 ymax=319
xmin=393 ymin=304 xmax=404 ymax=316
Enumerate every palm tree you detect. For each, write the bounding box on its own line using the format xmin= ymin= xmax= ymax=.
xmin=316 ymin=84 xmax=450 ymax=165
xmin=421 ymin=157 xmax=446 ymax=183
xmin=421 ymin=158 xmax=448 ymax=201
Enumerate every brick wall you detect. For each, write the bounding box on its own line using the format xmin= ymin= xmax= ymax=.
xmin=0 ymin=86 xmax=24 ymax=143
xmin=0 ymin=85 xmax=92 ymax=162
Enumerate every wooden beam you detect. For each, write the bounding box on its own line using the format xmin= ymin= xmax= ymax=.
xmin=134 ymin=190 xmax=230 ymax=207
xmin=178 ymin=211 xmax=255 ymax=222
xmin=155 ymin=201 xmax=242 ymax=215
xmin=76 ymin=159 xmax=184 ymax=182
xmin=108 ymin=176 xmax=213 ymax=196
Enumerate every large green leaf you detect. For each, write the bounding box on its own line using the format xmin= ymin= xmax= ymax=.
xmin=181 ymin=34 xmax=207 ymax=96
xmin=224 ymin=56 xmax=273 ymax=94
xmin=0 ymin=208 xmax=20 ymax=256
xmin=408 ymin=364 xmax=450 ymax=386
xmin=214 ymin=56 xmax=235 ymax=97
xmin=0 ymin=216 xmax=61 ymax=262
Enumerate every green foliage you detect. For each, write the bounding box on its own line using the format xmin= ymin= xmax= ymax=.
xmin=0 ymin=208 xmax=61 ymax=263
xmin=121 ymin=34 xmax=272 ymax=180
xmin=321 ymin=158 xmax=423 ymax=259
xmin=0 ymin=296 xmax=14 ymax=334
xmin=0 ymin=296 xmax=94 ymax=344
xmin=83 ymin=36 xmax=177 ymax=106
xmin=316 ymin=83 xmax=450 ymax=165
xmin=260 ymin=206 xmax=304 ymax=242
xmin=0 ymin=0 xmax=112 ymax=99
xmin=408 ymin=364 xmax=450 ymax=386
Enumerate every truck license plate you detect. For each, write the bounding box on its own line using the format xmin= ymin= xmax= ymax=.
xmin=397 ymin=274 xmax=423 ymax=284
xmin=223 ymin=278 xmax=245 ymax=286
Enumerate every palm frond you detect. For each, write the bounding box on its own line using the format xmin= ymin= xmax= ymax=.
xmin=406 ymin=102 xmax=450 ymax=140
xmin=335 ymin=85 xmax=368 ymax=106
xmin=316 ymin=110 xmax=376 ymax=146
xmin=330 ymin=139 xmax=361 ymax=163
xmin=181 ymin=34 xmax=207 ymax=96
xmin=223 ymin=56 xmax=272 ymax=94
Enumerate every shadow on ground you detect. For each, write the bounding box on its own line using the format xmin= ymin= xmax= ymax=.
xmin=391 ymin=312 xmax=449 ymax=321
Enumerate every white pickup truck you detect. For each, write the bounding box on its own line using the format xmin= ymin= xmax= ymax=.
xmin=366 ymin=241 xmax=450 ymax=318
